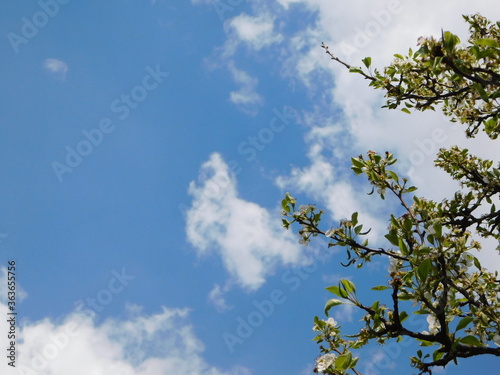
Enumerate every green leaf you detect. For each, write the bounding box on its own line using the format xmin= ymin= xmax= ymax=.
xmin=324 ymin=299 xmax=343 ymax=316
xmin=401 ymin=108 xmax=411 ymax=114
xmin=417 ymin=258 xmax=432 ymax=282
xmin=341 ymin=279 xmax=356 ymax=293
xmin=351 ymin=157 xmax=364 ymax=169
xmin=474 ymin=38 xmax=500 ymax=48
xmin=398 ymin=238 xmax=409 ymax=255
xmin=443 ymin=31 xmax=460 ymax=51
xmin=371 ymin=285 xmax=389 ymax=291
xmin=335 ymin=353 xmax=352 ymax=370
xmin=281 ymin=199 xmax=290 ymax=213
xmin=459 ymin=335 xmax=483 ymax=346
xmin=326 ymin=285 xmax=348 ymax=299
xmin=362 ymin=57 xmax=372 ymax=69
xmin=350 ymin=357 xmax=359 ymax=368
xmin=433 ymin=350 xmax=445 ymax=362
xmin=432 ymin=222 xmax=443 ymax=237
xmin=405 ymin=186 xmax=418 ymax=193
xmin=399 ymin=311 xmax=409 ymax=323
xmin=351 ymin=167 xmax=363 ymax=175
xmin=473 ymin=83 xmax=489 ymax=102
xmin=351 ymin=211 xmax=359 ymax=226
xmin=349 ymin=67 xmax=363 ymax=74
xmin=385 ymin=232 xmax=399 ymax=246
xmin=473 ymin=256 xmax=482 ymax=270
xmin=387 ymin=170 xmax=399 ymax=182
xmin=456 ymin=317 xmax=474 ymax=331
xmin=418 ymin=339 xmax=435 ymax=347
xmin=403 ymin=217 xmax=413 ymax=231
xmin=427 ymin=234 xmax=435 ymax=245
xmin=414 ymin=309 xmax=431 ymax=315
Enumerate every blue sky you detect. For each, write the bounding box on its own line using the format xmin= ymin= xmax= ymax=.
xmin=1 ymin=1 xmax=499 ymax=374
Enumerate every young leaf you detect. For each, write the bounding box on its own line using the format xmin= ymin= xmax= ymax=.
xmin=341 ymin=279 xmax=356 ymax=293
xmin=372 ymin=285 xmax=389 ymax=291
xmin=324 ymin=299 xmax=343 ymax=316
xmin=362 ymin=57 xmax=372 ymax=69
xmin=459 ymin=335 xmax=483 ymax=346
xmin=417 ymin=258 xmax=432 ymax=281
xmin=326 ymin=285 xmax=348 ymax=299
xmin=349 ymin=67 xmax=364 ymax=74
xmin=456 ymin=316 xmax=474 ymax=331
xmin=474 ymin=38 xmax=500 ymax=48
xmin=399 ymin=311 xmax=409 ymax=323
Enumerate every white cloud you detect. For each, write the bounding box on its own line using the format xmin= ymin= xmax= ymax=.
xmin=362 ymin=348 xmax=396 ymax=375
xmin=228 ymin=13 xmax=283 ymax=50
xmin=227 ymin=62 xmax=263 ymax=114
xmin=208 ymin=283 xmax=233 ymax=312
xmin=1 ymin=300 xmax=250 ymax=375
xmin=333 ymin=303 xmax=355 ymax=323
xmin=186 ymin=153 xmax=307 ymax=291
xmin=203 ymin=10 xmax=283 ymax=114
xmin=43 ymin=58 xmax=68 ymax=79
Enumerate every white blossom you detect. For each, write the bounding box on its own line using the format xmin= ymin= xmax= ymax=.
xmin=388 ymin=257 xmax=399 ymax=274
xmin=299 ymin=204 xmax=314 ymax=213
xmin=325 ymin=228 xmax=335 ymax=238
xmin=426 ymin=314 xmax=440 ymax=334
xmin=325 ymin=317 xmax=338 ymax=327
xmin=313 ymin=317 xmax=338 ymax=331
xmin=316 ymin=353 xmax=337 ymax=372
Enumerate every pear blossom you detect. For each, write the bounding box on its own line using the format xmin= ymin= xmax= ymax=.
xmin=388 ymin=257 xmax=399 ymax=274
xmin=325 ymin=228 xmax=336 ymax=238
xmin=426 ymin=314 xmax=440 ymax=334
xmin=325 ymin=317 xmax=338 ymax=327
xmin=316 ymin=353 xmax=337 ymax=372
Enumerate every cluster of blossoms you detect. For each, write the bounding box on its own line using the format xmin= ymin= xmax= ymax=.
xmin=315 ymin=353 xmax=337 ymax=373
xmin=425 ymin=314 xmax=441 ymax=335
xmin=313 ymin=317 xmax=338 ymax=332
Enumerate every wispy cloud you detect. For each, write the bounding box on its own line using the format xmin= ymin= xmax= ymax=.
xmin=362 ymin=348 xmax=397 ymax=375
xmin=185 ymin=153 xmax=306 ymax=291
xmin=227 ymin=13 xmax=283 ymax=51
xmin=43 ymin=58 xmax=68 ymax=79
xmin=227 ymin=62 xmax=263 ymax=114
xmin=208 ymin=283 xmax=233 ymax=312
xmin=204 ymin=10 xmax=283 ymax=114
